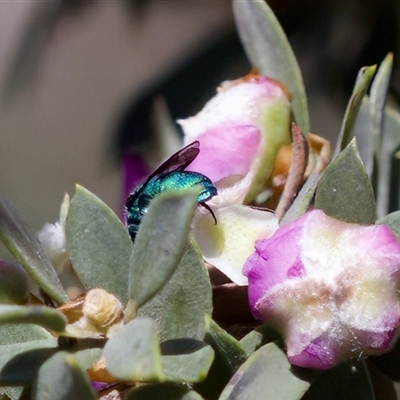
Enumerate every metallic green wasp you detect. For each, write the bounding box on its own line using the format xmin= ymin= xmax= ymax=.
xmin=126 ymin=141 xmax=217 ymax=241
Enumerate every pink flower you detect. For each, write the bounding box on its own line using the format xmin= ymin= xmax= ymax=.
xmin=243 ymin=209 xmax=400 ymax=369
xmin=179 ymin=74 xmax=291 ymax=205
xmin=178 ymin=74 xmax=292 ymax=284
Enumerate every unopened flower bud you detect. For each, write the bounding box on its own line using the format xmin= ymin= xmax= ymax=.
xmin=83 ymin=288 xmax=123 ymax=330
xmin=244 ymin=209 xmax=400 ymax=369
xmin=38 ymin=193 xmax=70 ymax=272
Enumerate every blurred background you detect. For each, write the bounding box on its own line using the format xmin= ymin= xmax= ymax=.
xmin=0 ymin=0 xmax=399 ymax=258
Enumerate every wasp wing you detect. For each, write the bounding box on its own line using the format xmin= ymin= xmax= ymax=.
xmin=126 ymin=141 xmax=200 ymax=204
xmin=151 ymin=140 xmax=200 ymax=177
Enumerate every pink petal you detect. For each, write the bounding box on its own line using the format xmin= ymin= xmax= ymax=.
xmin=185 ymin=124 xmax=260 ymax=184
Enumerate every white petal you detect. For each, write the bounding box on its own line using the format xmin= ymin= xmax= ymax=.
xmin=192 ymin=205 xmax=279 ymax=285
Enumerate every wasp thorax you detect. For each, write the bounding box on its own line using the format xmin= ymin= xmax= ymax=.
xmin=82 ymin=288 xmax=123 ymax=330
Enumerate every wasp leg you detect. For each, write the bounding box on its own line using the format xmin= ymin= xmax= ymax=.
xmin=200 ymin=202 xmax=217 ymax=225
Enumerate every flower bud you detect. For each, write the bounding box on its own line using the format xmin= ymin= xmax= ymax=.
xmin=38 ymin=193 xmax=70 ymax=272
xmin=243 ymin=209 xmax=400 ymax=369
xmin=82 ymin=288 xmax=123 ymax=330
xmin=179 ymin=73 xmax=292 ymax=205
xmin=61 ymin=288 xmax=124 ymax=338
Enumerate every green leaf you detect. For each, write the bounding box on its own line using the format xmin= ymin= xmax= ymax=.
xmin=71 ymin=348 xmax=102 ymax=372
xmin=161 ymin=339 xmax=214 ymax=383
xmin=219 ymin=343 xmax=310 ymax=400
xmin=66 ymin=185 xmax=133 ymax=305
xmin=0 ymin=192 xmax=68 ymax=306
xmin=370 ymin=53 xmax=393 ymax=149
xmin=335 ymin=65 xmax=376 ymax=154
xmin=0 ymin=324 xmax=53 ymax=346
xmin=372 ymin=54 xmax=394 ymax=217
xmin=309 ymin=360 xmax=374 ymax=400
xmin=205 ymin=317 xmax=247 ymax=373
xmin=353 ymin=97 xmax=373 ymax=177
xmin=315 ymin=138 xmax=376 ymax=224
xmin=138 ymin=240 xmax=212 ymax=341
xmin=0 ymin=306 xmax=66 ymax=333
xmin=128 ymin=189 xmax=198 ymax=316
xmin=376 ymin=211 xmax=400 ymax=242
xmin=195 ymin=317 xmax=247 ymax=400
xmin=281 ymin=173 xmax=320 ymax=225
xmin=379 ymin=106 xmax=400 ymax=215
xmin=0 ymin=339 xmax=57 ymax=385
xmin=125 ymin=384 xmax=204 ymax=400
xmin=232 ymin=0 xmax=309 ymax=134
xmin=32 ymin=352 xmax=96 ymax=400
xmin=240 ymin=324 xmax=281 ymax=357
xmin=103 ymin=317 xmax=164 ymax=382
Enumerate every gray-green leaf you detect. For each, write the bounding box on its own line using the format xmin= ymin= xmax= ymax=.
xmin=103 ymin=317 xmax=164 ymax=382
xmin=32 ymin=351 xmax=96 ymax=400
xmin=0 ymin=192 xmax=68 ymax=305
xmin=128 ymin=189 xmax=198 ymax=316
xmin=378 ymin=106 xmax=400 ymax=216
xmin=233 ymin=0 xmax=309 ymax=133
xmin=335 ymin=65 xmax=376 ymax=155
xmin=138 ymin=240 xmax=212 ymax=341
xmin=0 ymin=347 xmax=57 ymax=385
xmin=353 ymin=97 xmax=374 ymax=179
xmin=194 ymin=317 xmax=247 ymax=400
xmin=281 ymin=172 xmax=320 ymax=225
xmin=219 ymin=343 xmax=310 ymax=400
xmin=372 ymin=54 xmax=394 ymax=217
xmin=66 ymin=185 xmax=133 ymax=305
xmin=240 ymin=324 xmax=281 ymax=357
xmin=315 ymin=138 xmax=376 ymax=224
xmin=370 ymin=53 xmax=393 ymax=150
xmin=161 ymin=339 xmax=214 ymax=383
xmin=0 ymin=306 xmax=66 ymax=333
xmin=0 ymin=339 xmax=57 ymax=385
xmin=0 ymin=324 xmax=53 ymax=346
xmin=205 ymin=317 xmax=247 ymax=374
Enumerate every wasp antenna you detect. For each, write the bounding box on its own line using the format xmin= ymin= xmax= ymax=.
xmin=201 ymin=202 xmax=217 ymax=225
